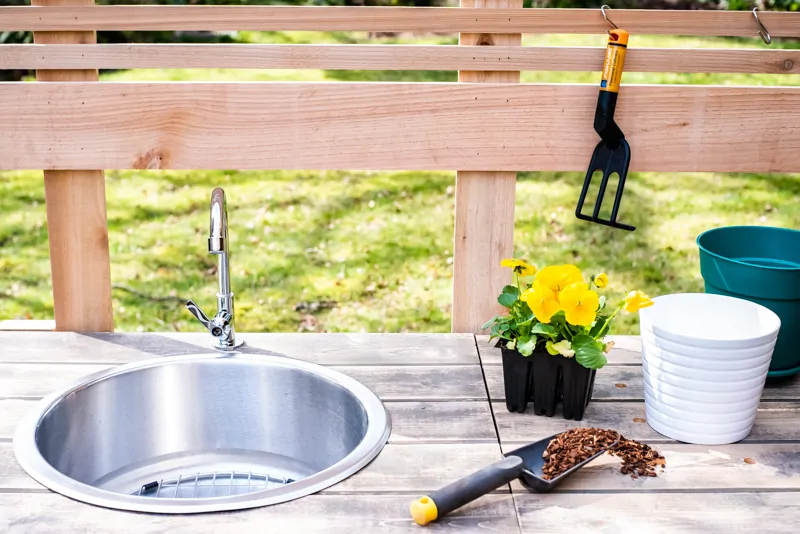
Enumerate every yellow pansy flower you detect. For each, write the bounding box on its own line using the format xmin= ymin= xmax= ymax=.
xmin=534 ymin=264 xmax=583 ymax=300
xmin=500 ymin=258 xmax=537 ymax=277
xmin=559 ymin=282 xmax=600 ymax=326
xmin=624 ymin=290 xmax=654 ymax=313
xmin=594 ymin=273 xmax=609 ymax=288
xmin=520 ymin=284 xmax=561 ymax=323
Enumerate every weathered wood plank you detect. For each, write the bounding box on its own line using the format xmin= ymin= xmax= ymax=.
xmin=483 ymin=364 xmax=800 ymax=402
xmin=494 ymin=401 xmax=800 ymax=444
xmin=3 ymin=44 xmax=800 ymax=75
xmin=5 ymin=440 xmax=800 ymax=493
xmin=0 ymin=332 xmax=479 ymax=365
xmin=0 ymin=363 xmax=487 ymax=401
xmin=0 ymin=398 xmax=496 ymax=443
xmin=514 ymin=492 xmax=800 ymax=534
xmin=511 ymin=442 xmax=800 ymax=492
xmin=0 ymin=442 xmax=504 ymax=492
xmin=451 ymin=0 xmax=519 ymax=335
xmin=477 ymin=334 xmax=642 ymax=366
xmin=0 ymin=493 xmax=519 ymax=533
xmin=4 ymin=82 xmax=800 ymax=173
xmin=33 ymin=0 xmax=114 ymax=334
xmin=0 ymin=6 xmax=797 ymax=37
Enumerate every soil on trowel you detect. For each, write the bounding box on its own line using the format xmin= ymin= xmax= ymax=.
xmin=541 ymin=427 xmax=666 ymax=480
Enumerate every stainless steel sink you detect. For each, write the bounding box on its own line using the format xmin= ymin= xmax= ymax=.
xmin=14 ymin=353 xmax=391 ymax=513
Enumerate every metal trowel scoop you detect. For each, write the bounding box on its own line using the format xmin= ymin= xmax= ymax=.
xmin=409 ymin=431 xmax=620 ymax=526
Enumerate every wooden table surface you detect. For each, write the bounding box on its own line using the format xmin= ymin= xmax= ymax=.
xmin=1 ymin=332 xmax=799 ymax=533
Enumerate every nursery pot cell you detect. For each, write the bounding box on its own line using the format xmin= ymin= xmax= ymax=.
xmin=500 ymin=345 xmax=596 ymax=420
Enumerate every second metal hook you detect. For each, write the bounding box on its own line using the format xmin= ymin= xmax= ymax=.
xmin=601 ymin=5 xmax=618 ymax=31
xmin=753 ymin=7 xmax=772 ymax=45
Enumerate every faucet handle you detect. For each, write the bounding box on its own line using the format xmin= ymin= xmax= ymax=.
xmin=186 ymin=300 xmax=212 ymax=331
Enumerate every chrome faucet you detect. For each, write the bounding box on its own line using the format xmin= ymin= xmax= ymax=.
xmin=186 ymin=187 xmax=244 ymax=350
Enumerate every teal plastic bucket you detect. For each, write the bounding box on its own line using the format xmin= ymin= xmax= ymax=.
xmin=697 ymin=226 xmax=800 ymax=377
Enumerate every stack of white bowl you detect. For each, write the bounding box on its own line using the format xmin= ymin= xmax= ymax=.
xmin=638 ymin=293 xmax=781 ymax=445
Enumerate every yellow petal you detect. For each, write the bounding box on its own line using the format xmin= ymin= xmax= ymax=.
xmin=594 ymin=273 xmax=609 ymax=288
xmin=565 ymin=306 xmax=597 ymax=327
xmin=624 ymin=290 xmax=654 ymax=313
xmin=500 ymin=258 xmax=518 ymax=268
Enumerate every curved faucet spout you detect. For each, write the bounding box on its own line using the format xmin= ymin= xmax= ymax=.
xmin=185 ymin=187 xmax=243 ymax=351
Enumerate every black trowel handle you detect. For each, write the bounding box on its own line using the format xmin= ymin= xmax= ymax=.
xmin=409 ymin=455 xmax=524 ymax=526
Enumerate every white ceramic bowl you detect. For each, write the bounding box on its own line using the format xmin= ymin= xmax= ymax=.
xmin=639 ymin=293 xmax=780 ymax=444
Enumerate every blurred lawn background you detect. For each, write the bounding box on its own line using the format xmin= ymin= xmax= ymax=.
xmin=1 ymin=14 xmax=799 ymax=335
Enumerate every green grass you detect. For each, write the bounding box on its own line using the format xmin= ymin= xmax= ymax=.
xmin=1 ymin=31 xmax=799 ymax=334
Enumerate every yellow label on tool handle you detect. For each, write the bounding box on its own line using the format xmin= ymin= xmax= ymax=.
xmin=600 ymin=29 xmax=629 ymax=94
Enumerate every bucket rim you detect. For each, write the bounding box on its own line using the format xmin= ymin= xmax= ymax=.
xmin=696 ymin=226 xmax=800 ymax=272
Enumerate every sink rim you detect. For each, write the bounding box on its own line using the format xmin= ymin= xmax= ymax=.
xmin=13 ymin=352 xmax=392 ymax=514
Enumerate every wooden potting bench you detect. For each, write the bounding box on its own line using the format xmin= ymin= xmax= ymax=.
xmin=1 ymin=2 xmax=800 ymax=532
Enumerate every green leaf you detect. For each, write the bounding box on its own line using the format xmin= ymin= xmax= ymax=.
xmin=531 ymin=323 xmax=558 ymax=339
xmin=497 ymin=293 xmax=517 ymax=308
xmin=499 ymin=323 xmax=510 ymax=333
xmin=572 ymin=334 xmax=608 ymax=370
xmin=506 ymin=339 xmax=516 ymax=350
xmin=589 ymin=316 xmax=609 ymax=338
xmin=517 ymin=336 xmax=537 ymax=356
xmin=501 ymin=285 xmax=520 ymax=298
xmin=598 ymin=295 xmax=607 ymax=311
xmin=481 ymin=315 xmax=499 ymax=330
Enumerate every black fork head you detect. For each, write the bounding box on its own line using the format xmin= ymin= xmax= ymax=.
xmin=575 ymin=138 xmax=635 ymax=231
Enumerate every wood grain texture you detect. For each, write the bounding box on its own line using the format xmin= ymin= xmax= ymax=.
xmin=483 ymin=363 xmax=800 ymax=402
xmin=452 ymin=0 xmax=519 ymax=335
xmin=33 ymin=0 xmax=113 ymax=334
xmin=477 ymin=334 xmax=642 ymax=366
xmin=1 ymin=6 xmax=798 ymax=37
xmin=0 ymin=493 xmax=520 ymax=534
xmin=4 ymin=44 xmax=800 ymax=74
xmin=0 ymin=332 xmax=480 ymax=365
xmin=4 ymin=82 xmax=800 ymax=173
xmin=0 ymin=363 xmax=486 ymax=401
xmin=514 ymin=492 xmax=800 ymax=534
xmin=0 ymin=442 xmax=504 ymax=492
xmin=494 ymin=401 xmax=800 ymax=444
xmin=0 ymin=398 xmax=496 ymax=443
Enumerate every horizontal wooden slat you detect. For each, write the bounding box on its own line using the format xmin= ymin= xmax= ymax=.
xmin=0 ymin=332 xmax=479 ymax=365
xmin=3 ymin=44 xmax=800 ymax=74
xmin=3 ymin=82 xmax=800 ymax=173
xmin=0 ymin=6 xmax=798 ymax=37
xmin=493 ymin=401 xmax=800 ymax=444
xmin=0 ymin=398 xmax=497 ymax=443
xmin=0 ymin=363 xmax=486 ymax=401
xmin=515 ymin=492 xmax=800 ymax=533
xmin=483 ymin=364 xmax=800 ymax=401
xmin=1 ymin=442 xmax=504 ymax=493
xmin=0 ymin=493 xmax=519 ymax=533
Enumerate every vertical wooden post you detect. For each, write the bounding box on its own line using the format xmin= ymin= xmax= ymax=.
xmin=33 ymin=0 xmax=114 ymax=332
xmin=452 ymin=0 xmax=521 ymax=333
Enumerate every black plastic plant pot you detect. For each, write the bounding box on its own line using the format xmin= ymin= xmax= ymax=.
xmin=530 ymin=350 xmax=596 ymax=421
xmin=499 ymin=345 xmax=534 ymax=413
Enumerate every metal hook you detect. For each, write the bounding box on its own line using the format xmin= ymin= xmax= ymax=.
xmin=753 ymin=7 xmax=772 ymax=45
xmin=601 ymin=5 xmax=618 ymax=31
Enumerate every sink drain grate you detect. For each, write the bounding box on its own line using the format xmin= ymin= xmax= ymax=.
xmin=133 ymin=471 xmax=296 ymax=499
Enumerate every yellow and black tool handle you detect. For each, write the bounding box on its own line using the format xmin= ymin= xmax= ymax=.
xmin=410 ymin=456 xmax=524 ymax=526
xmin=594 ymin=29 xmax=629 ymax=147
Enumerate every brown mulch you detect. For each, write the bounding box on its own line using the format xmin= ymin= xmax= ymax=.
xmin=540 ymin=427 xmax=666 ymax=480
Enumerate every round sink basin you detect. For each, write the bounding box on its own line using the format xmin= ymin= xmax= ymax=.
xmin=14 ymin=353 xmax=391 ymax=513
